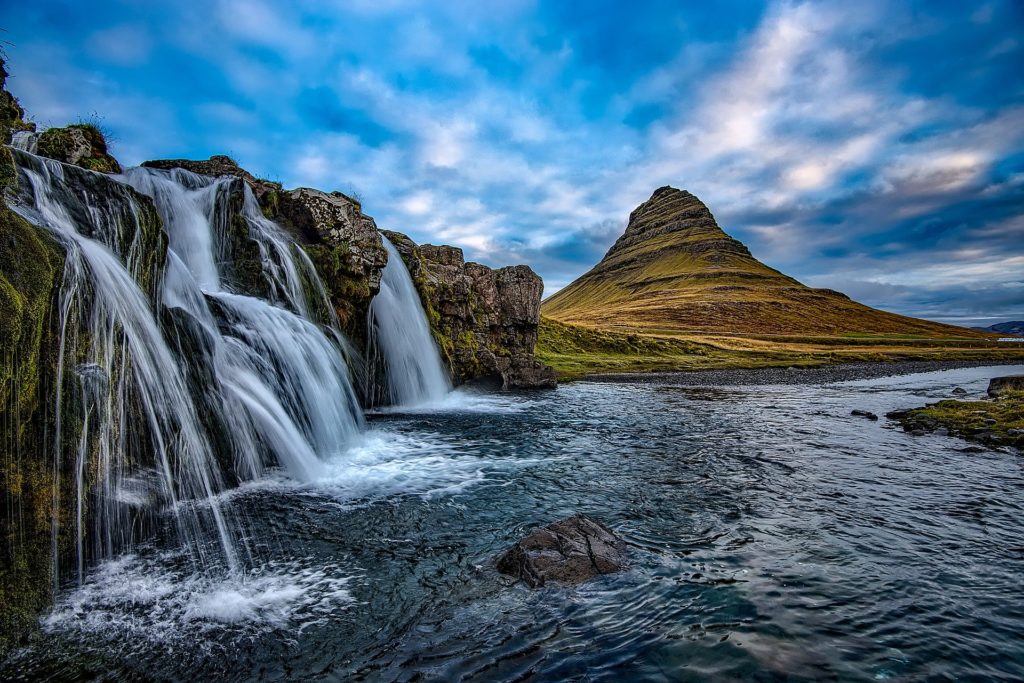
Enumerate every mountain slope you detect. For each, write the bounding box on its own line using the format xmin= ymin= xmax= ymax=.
xmin=543 ymin=187 xmax=983 ymax=338
xmin=986 ymin=321 xmax=1024 ymax=335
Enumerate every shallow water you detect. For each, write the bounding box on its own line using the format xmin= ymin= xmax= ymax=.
xmin=5 ymin=365 xmax=1024 ymax=682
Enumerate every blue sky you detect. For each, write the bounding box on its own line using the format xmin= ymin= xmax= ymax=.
xmin=4 ymin=0 xmax=1023 ymax=324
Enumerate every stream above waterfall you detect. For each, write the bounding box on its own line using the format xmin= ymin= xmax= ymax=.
xmin=4 ymin=364 xmax=1023 ymax=682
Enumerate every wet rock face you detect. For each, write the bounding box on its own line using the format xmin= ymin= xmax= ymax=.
xmin=497 ymin=516 xmax=627 ymax=587
xmin=277 ymin=188 xmax=387 ymax=292
xmin=988 ymin=375 xmax=1024 ymax=397
xmin=384 ymin=231 xmax=556 ymax=389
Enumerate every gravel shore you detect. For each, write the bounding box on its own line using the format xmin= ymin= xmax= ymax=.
xmin=581 ymin=360 xmax=1024 ymax=387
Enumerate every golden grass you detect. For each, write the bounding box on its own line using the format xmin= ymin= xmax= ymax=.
xmin=536 ymin=317 xmax=1024 ymax=381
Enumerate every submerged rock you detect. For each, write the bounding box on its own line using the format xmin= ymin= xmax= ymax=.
xmin=851 ymin=409 xmax=879 ymax=421
xmin=988 ymin=375 xmax=1024 ymax=398
xmin=497 ymin=515 xmax=627 ymax=587
xmin=951 ymin=387 xmax=968 ymax=396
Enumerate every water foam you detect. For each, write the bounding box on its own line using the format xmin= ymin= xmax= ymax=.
xmin=44 ymin=552 xmax=355 ymax=643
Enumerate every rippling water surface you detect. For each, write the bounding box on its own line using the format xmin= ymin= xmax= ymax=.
xmin=5 ymin=365 xmax=1024 ymax=681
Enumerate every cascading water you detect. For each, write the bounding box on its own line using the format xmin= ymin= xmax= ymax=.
xmin=10 ymin=150 xmax=239 ymax=583
xmin=11 ymin=129 xmax=39 ymax=154
xmin=122 ymin=167 xmax=364 ymax=481
xmin=367 ymin=237 xmax=451 ymax=406
xmin=8 ymin=149 xmax=366 ymax=588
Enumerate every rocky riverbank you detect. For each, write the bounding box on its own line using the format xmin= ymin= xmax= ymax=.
xmin=581 ymin=360 xmax=1024 ymax=387
xmin=886 ymin=376 xmax=1024 ymax=450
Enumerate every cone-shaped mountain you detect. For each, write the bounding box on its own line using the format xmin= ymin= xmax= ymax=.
xmin=543 ymin=187 xmax=980 ymax=337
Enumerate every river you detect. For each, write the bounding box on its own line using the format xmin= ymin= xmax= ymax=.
xmin=4 ymin=364 xmax=1023 ymax=681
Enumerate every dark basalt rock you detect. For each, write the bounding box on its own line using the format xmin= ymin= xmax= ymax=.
xmin=988 ymin=375 xmax=1024 ymax=398
xmin=851 ymin=409 xmax=879 ymax=420
xmin=951 ymin=387 xmax=968 ymax=395
xmin=497 ymin=515 xmax=626 ymax=587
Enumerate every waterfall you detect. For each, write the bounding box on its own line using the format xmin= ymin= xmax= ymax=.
xmin=11 ymin=130 xmax=39 ymax=154
xmin=11 ymin=151 xmax=239 ymax=583
xmin=368 ymin=237 xmax=451 ymax=406
xmin=122 ymin=167 xmax=365 ymax=480
xmin=8 ymin=150 xmax=365 ymax=587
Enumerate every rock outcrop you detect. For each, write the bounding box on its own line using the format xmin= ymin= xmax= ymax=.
xmin=36 ymin=124 xmax=121 ymax=174
xmin=384 ymin=231 xmax=556 ymax=389
xmin=988 ymin=375 xmax=1024 ymax=398
xmin=277 ymin=188 xmax=388 ymax=326
xmin=497 ymin=515 xmax=627 ymax=587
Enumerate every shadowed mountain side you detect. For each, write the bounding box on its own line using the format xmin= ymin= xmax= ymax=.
xmin=542 ymin=187 xmax=986 ymax=338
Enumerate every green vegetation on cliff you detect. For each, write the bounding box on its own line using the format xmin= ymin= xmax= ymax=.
xmin=0 ymin=207 xmax=65 ymax=654
xmin=37 ymin=123 xmax=121 ymax=174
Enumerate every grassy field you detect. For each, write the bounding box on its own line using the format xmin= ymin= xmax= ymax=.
xmin=536 ymin=317 xmax=1024 ymax=381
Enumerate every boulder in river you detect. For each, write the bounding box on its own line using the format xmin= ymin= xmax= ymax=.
xmin=851 ymin=409 xmax=879 ymax=421
xmin=988 ymin=375 xmax=1024 ymax=398
xmin=497 ymin=515 xmax=627 ymax=587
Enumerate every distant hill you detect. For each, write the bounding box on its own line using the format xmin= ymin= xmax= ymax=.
xmin=977 ymin=321 xmax=1024 ymax=335
xmin=543 ymin=187 xmax=986 ymax=338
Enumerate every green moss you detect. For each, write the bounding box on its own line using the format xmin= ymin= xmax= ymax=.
xmin=303 ymin=242 xmax=372 ymax=337
xmin=0 ymin=147 xmax=17 ymax=192
xmin=0 ymin=207 xmax=66 ymax=654
xmin=222 ymin=196 xmax=270 ymax=298
xmin=260 ymin=188 xmax=280 ymax=219
xmin=893 ymin=391 xmax=1024 ymax=448
xmin=36 ymin=126 xmax=74 ymax=159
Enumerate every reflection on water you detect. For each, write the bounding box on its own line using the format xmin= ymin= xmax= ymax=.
xmin=5 ymin=365 xmax=1024 ymax=681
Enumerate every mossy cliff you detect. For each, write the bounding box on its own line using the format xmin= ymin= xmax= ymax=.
xmin=0 ymin=59 xmax=175 ymax=652
xmin=0 ymin=59 xmax=66 ymax=654
xmin=0 ymin=206 xmax=65 ymax=655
